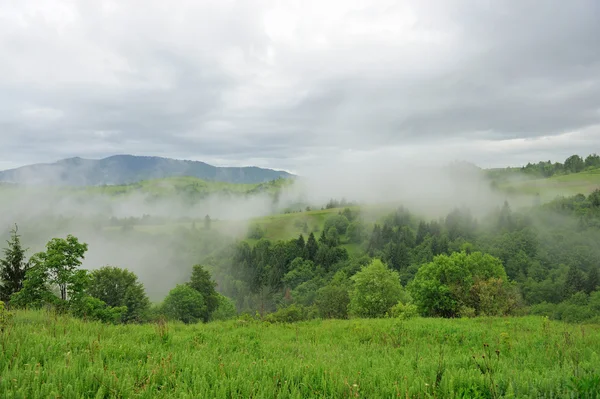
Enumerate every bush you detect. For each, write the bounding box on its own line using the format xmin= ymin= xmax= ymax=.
xmin=87 ymin=266 xmax=150 ymax=323
xmin=247 ymin=224 xmax=266 ymax=240
xmin=324 ymin=215 xmax=350 ymax=235
xmin=388 ymin=302 xmax=419 ymax=319
xmin=70 ymin=296 xmax=127 ymax=324
xmin=162 ymin=285 xmax=207 ymax=324
xmin=316 ymin=283 xmax=350 ymax=319
xmin=210 ymin=294 xmax=237 ymax=321
xmin=264 ymin=304 xmax=315 ymax=323
xmin=349 ymin=259 xmax=404 ymax=318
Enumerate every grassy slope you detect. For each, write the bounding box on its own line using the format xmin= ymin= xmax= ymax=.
xmin=3 ymin=311 xmax=599 ymax=398
xmin=491 ymin=167 xmax=600 ymax=201
xmin=0 ymin=176 xmax=291 ymax=197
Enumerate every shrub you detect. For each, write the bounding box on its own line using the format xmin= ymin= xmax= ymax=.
xmin=87 ymin=266 xmax=150 ymax=323
xmin=210 ymin=294 xmax=237 ymax=321
xmin=316 ymin=283 xmax=350 ymax=319
xmin=264 ymin=304 xmax=315 ymax=323
xmin=324 ymin=215 xmax=350 ymax=235
xmin=349 ymin=259 xmax=404 ymax=318
xmin=162 ymin=285 xmax=207 ymax=324
xmin=247 ymin=224 xmax=266 ymax=240
xmin=389 ymin=302 xmax=419 ymax=319
xmin=70 ymin=296 xmax=126 ymax=324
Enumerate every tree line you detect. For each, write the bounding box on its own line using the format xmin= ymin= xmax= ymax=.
xmin=2 ymin=189 xmax=600 ymax=324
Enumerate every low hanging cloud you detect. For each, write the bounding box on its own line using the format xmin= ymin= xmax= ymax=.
xmin=0 ymin=0 xmax=599 ymax=172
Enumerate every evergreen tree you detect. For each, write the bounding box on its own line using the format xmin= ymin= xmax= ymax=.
xmin=296 ymin=234 xmax=306 ymax=252
xmin=318 ymin=229 xmax=327 ymax=246
xmin=564 ymin=264 xmax=586 ymax=297
xmin=0 ymin=225 xmax=30 ymax=302
xmin=587 ymin=267 xmax=599 ymax=294
xmin=306 ymin=233 xmax=318 ymax=261
xmin=187 ymin=264 xmax=219 ymax=322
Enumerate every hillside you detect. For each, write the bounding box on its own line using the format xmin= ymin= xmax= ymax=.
xmin=0 ymin=155 xmax=294 ymax=186
xmin=489 ymin=167 xmax=600 ymax=201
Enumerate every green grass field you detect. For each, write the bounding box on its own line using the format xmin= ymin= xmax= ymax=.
xmin=2 ymin=311 xmax=599 ymax=398
xmin=492 ymin=168 xmax=600 ymax=202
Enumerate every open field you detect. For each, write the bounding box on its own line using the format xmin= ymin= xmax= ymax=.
xmin=1 ymin=311 xmax=599 ymax=398
xmin=492 ymin=168 xmax=600 ymax=201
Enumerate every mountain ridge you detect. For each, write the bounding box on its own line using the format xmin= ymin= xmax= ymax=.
xmin=0 ymin=154 xmax=294 ymax=186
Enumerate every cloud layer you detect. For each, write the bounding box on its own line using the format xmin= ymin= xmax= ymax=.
xmin=1 ymin=0 xmax=599 ymax=172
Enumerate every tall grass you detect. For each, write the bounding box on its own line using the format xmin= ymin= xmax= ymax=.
xmin=1 ymin=311 xmax=599 ymax=398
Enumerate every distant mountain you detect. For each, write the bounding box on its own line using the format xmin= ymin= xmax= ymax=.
xmin=0 ymin=155 xmax=294 ymax=186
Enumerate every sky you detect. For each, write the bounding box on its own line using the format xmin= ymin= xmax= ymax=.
xmin=1 ymin=0 xmax=599 ymax=174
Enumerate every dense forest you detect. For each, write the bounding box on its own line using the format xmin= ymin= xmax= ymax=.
xmin=2 ymin=185 xmax=600 ymax=325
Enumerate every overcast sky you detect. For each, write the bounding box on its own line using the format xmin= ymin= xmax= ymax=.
xmin=1 ymin=0 xmax=599 ymax=173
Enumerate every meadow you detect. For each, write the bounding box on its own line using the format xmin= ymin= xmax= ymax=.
xmin=2 ymin=310 xmax=599 ymax=398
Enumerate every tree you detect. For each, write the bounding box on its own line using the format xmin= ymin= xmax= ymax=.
xmin=282 ymin=258 xmax=315 ymax=289
xmin=349 ymin=259 xmax=403 ymax=318
xmin=204 ymin=215 xmax=211 ymax=230
xmin=210 ymin=294 xmax=237 ymax=321
xmin=316 ymin=272 xmax=350 ymax=319
xmin=564 ymin=155 xmax=585 ymax=173
xmin=408 ymin=251 xmax=510 ymax=317
xmin=0 ymin=225 xmax=30 ymax=302
xmin=347 ymin=220 xmax=367 ymax=244
xmin=87 ymin=266 xmax=150 ymax=323
xmin=305 ymin=232 xmax=318 ymax=261
xmin=296 ymin=234 xmax=306 ymax=252
xmin=187 ymin=264 xmax=219 ymax=322
xmin=11 ymin=235 xmax=88 ymax=308
xmin=587 ymin=267 xmax=599 ymax=294
xmin=585 ymin=153 xmax=600 ymax=168
xmin=324 ymin=215 xmax=350 ymax=235
xmin=41 ymin=235 xmax=88 ymax=301
xmin=564 ymin=264 xmax=586 ymax=298
xmin=162 ymin=284 xmax=206 ymax=324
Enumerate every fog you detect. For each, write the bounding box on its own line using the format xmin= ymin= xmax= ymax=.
xmin=0 ymin=151 xmax=536 ymax=300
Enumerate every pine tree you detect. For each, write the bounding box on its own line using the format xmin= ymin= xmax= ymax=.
xmin=187 ymin=264 xmax=219 ymax=322
xmin=297 ymin=234 xmax=306 ymax=252
xmin=0 ymin=225 xmax=30 ymax=302
xmin=587 ymin=267 xmax=599 ymax=294
xmin=564 ymin=264 xmax=585 ymax=298
xmin=306 ymin=233 xmax=318 ymax=262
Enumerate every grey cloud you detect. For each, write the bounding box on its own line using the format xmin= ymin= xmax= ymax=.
xmin=1 ymin=0 xmax=599 ymax=171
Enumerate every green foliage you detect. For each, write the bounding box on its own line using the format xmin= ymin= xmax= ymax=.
xmin=315 ymin=274 xmax=351 ymax=319
xmin=209 ymin=294 xmax=237 ymax=321
xmin=70 ymin=295 xmax=127 ymax=324
xmin=264 ymin=303 xmax=314 ymax=323
xmin=87 ymin=266 xmax=150 ymax=323
xmin=162 ymin=284 xmax=207 ymax=324
xmin=0 ymin=301 xmax=12 ymax=332
xmin=388 ymin=302 xmax=419 ymax=319
xmin=39 ymin=235 xmax=89 ymax=301
xmin=0 ymin=225 xmax=30 ymax=302
xmin=347 ymin=220 xmax=367 ymax=244
xmin=408 ymin=251 xmax=512 ymax=317
xmin=349 ymin=259 xmax=404 ymax=318
xmin=305 ymin=232 xmax=318 ymax=261
xmin=187 ymin=264 xmax=219 ymax=322
xmin=10 ymin=235 xmax=88 ymax=311
xmin=282 ymin=258 xmax=315 ymax=289
xmin=246 ymin=223 xmax=265 ymax=239
xmin=324 ymin=214 xmax=350 ymax=235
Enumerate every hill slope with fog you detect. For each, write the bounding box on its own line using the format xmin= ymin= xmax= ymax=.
xmin=0 ymin=155 xmax=294 ymax=186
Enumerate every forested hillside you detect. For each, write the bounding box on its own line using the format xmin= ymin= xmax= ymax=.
xmin=2 ymin=155 xmax=600 ymax=398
